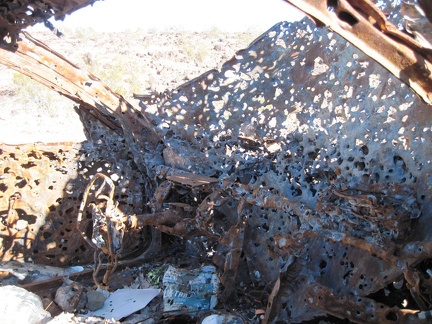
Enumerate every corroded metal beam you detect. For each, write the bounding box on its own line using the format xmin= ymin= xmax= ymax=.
xmin=0 ymin=31 xmax=124 ymax=131
xmin=285 ymin=0 xmax=432 ymax=105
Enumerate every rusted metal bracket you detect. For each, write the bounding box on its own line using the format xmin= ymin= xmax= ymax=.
xmin=285 ymin=0 xmax=432 ymax=105
xmin=77 ymin=173 xmax=125 ymax=289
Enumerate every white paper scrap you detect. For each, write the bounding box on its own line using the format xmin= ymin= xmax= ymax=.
xmin=88 ymin=288 xmax=160 ymax=320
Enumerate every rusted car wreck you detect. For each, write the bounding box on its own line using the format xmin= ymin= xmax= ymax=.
xmin=1 ymin=0 xmax=432 ymax=322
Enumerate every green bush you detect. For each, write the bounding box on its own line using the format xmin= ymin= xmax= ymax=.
xmin=12 ymin=73 xmax=67 ymax=118
xmin=178 ymin=37 xmax=210 ymax=64
xmin=85 ymin=53 xmax=148 ymax=98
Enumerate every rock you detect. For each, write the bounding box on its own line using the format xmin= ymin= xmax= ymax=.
xmin=0 ymin=285 xmax=51 ymax=324
xmin=54 ymin=284 xmax=86 ymax=312
xmin=86 ymin=290 xmax=108 ymax=311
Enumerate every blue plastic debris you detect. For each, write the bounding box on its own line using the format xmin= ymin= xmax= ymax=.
xmin=163 ymin=265 xmax=220 ymax=313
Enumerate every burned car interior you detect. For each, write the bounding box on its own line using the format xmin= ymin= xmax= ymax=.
xmin=1 ymin=0 xmax=432 ymax=322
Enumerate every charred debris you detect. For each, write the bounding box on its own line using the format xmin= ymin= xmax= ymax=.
xmin=1 ymin=0 xmax=432 ymax=323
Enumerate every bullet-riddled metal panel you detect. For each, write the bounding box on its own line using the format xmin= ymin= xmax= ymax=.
xmin=143 ymin=14 xmax=432 ymax=324
xmin=0 ymin=0 xmax=431 ymax=322
xmin=284 ymin=0 xmax=432 ymax=105
xmin=0 ymin=114 xmax=153 ymax=266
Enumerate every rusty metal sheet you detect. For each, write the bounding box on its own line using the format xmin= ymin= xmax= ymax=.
xmin=137 ymin=3 xmax=431 ymax=321
xmin=0 ymin=114 xmax=155 ymax=266
xmin=285 ymin=0 xmax=432 ymax=105
xmin=1 ymin=0 xmax=432 ymax=322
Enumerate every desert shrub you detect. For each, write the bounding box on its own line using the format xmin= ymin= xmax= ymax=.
xmin=237 ymin=29 xmax=261 ymax=46
xmin=74 ymin=27 xmax=100 ymax=41
xmin=178 ymin=37 xmax=211 ymax=64
xmin=84 ymin=53 xmax=148 ymax=98
xmin=12 ymin=73 xmax=68 ymax=118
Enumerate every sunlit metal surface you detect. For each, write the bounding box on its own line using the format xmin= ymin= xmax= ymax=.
xmin=0 ymin=0 xmax=432 ymax=322
xmin=286 ymin=0 xmax=432 ymax=105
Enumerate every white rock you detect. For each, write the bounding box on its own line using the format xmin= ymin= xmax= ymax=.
xmin=0 ymin=285 xmax=51 ymax=324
